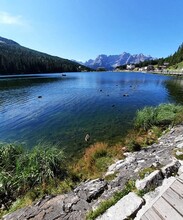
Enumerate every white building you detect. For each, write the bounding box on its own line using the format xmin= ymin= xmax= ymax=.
xmin=126 ymin=64 xmax=135 ymax=70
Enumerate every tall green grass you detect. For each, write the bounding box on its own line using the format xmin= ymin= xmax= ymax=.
xmin=0 ymin=144 xmax=67 ymax=209
xmin=134 ymin=104 xmax=183 ymax=131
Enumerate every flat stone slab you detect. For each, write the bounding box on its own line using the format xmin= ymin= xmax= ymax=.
xmin=97 ymin=192 xmax=144 ymax=220
xmin=177 ymin=142 xmax=183 ymax=149
xmin=74 ymin=178 xmax=107 ymax=202
xmin=106 ymin=154 xmax=136 ymax=175
xmin=135 ymin=170 xmax=163 ymax=191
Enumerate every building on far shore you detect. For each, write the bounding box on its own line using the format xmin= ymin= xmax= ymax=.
xmin=126 ymin=64 xmax=135 ymax=70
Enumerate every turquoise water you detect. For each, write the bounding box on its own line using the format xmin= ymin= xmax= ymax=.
xmin=0 ymin=72 xmax=183 ymax=155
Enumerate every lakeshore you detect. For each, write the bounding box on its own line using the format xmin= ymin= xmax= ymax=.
xmin=115 ymin=69 xmax=183 ymax=77
xmin=0 ymin=72 xmax=183 ymax=219
xmin=1 ymin=71 xmax=182 ymax=155
xmin=2 ymin=122 xmax=183 ymax=220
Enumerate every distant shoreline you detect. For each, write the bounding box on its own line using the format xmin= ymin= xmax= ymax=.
xmin=114 ymin=69 xmax=183 ymax=77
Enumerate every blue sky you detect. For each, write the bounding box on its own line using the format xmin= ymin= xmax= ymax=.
xmin=0 ymin=0 xmax=183 ymax=61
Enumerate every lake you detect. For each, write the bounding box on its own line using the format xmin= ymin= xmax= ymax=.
xmin=0 ymin=72 xmax=183 ymax=156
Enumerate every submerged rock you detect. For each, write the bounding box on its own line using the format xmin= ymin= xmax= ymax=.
xmin=85 ymin=134 xmax=90 ymax=142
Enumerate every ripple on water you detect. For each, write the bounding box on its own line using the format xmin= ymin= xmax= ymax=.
xmin=0 ymin=72 xmax=182 ymax=154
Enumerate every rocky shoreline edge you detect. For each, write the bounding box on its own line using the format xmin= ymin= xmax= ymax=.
xmin=2 ymin=123 xmax=183 ymax=220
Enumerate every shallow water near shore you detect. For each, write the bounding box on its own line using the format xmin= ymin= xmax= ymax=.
xmin=0 ymin=72 xmax=183 ymax=156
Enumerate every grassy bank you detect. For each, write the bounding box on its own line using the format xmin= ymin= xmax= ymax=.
xmin=1 ymin=103 xmax=183 ymax=218
xmin=74 ymin=103 xmax=183 ymax=179
xmin=0 ymin=145 xmax=78 ymax=217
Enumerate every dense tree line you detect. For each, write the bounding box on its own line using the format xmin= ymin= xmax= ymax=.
xmin=0 ymin=44 xmax=89 ymax=74
xmin=137 ymin=43 xmax=183 ymax=68
xmin=116 ymin=43 xmax=183 ymax=70
xmin=165 ymin=43 xmax=183 ymax=66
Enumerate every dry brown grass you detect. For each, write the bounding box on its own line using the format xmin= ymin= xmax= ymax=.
xmin=73 ymin=142 xmax=124 ymax=179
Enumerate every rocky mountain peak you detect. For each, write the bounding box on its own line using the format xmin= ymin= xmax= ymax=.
xmin=81 ymin=52 xmax=154 ymax=70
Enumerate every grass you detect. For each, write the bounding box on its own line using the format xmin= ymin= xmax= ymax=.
xmin=74 ymin=142 xmax=124 ymax=179
xmin=86 ymin=180 xmax=135 ymax=220
xmin=0 ymin=143 xmax=73 ymax=213
xmin=125 ymin=126 xmax=162 ymax=152
xmin=174 ymin=149 xmax=183 ymax=160
xmin=125 ymin=104 xmax=183 ymax=152
xmin=104 ymin=172 xmax=118 ymax=181
xmin=136 ymin=185 xmax=157 ymax=198
xmin=138 ymin=167 xmax=157 ymax=179
xmin=134 ymin=104 xmax=183 ymax=131
xmin=169 ymin=61 xmax=183 ymax=70
xmin=1 ymin=103 xmax=183 ymax=218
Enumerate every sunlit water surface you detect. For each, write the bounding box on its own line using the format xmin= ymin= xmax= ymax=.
xmin=0 ymin=72 xmax=183 ymax=155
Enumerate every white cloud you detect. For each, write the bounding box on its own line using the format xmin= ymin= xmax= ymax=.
xmin=0 ymin=11 xmax=24 ymax=25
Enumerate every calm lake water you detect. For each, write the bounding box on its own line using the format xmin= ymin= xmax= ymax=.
xmin=0 ymin=72 xmax=183 ymax=155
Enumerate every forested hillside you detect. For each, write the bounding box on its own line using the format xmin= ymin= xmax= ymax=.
xmin=165 ymin=43 xmax=183 ymax=66
xmin=136 ymin=43 xmax=183 ymax=68
xmin=0 ymin=37 xmax=90 ymax=74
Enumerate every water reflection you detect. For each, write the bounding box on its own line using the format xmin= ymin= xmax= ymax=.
xmin=0 ymin=72 xmax=182 ymax=155
xmin=164 ymin=77 xmax=183 ymax=104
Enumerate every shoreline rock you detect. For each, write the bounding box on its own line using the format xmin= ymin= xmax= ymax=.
xmin=2 ymin=124 xmax=183 ymax=220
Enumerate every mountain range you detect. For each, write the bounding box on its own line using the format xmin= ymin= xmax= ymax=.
xmin=0 ymin=36 xmax=156 ymax=74
xmin=0 ymin=36 xmax=90 ymax=74
xmin=78 ymin=53 xmax=154 ymax=70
